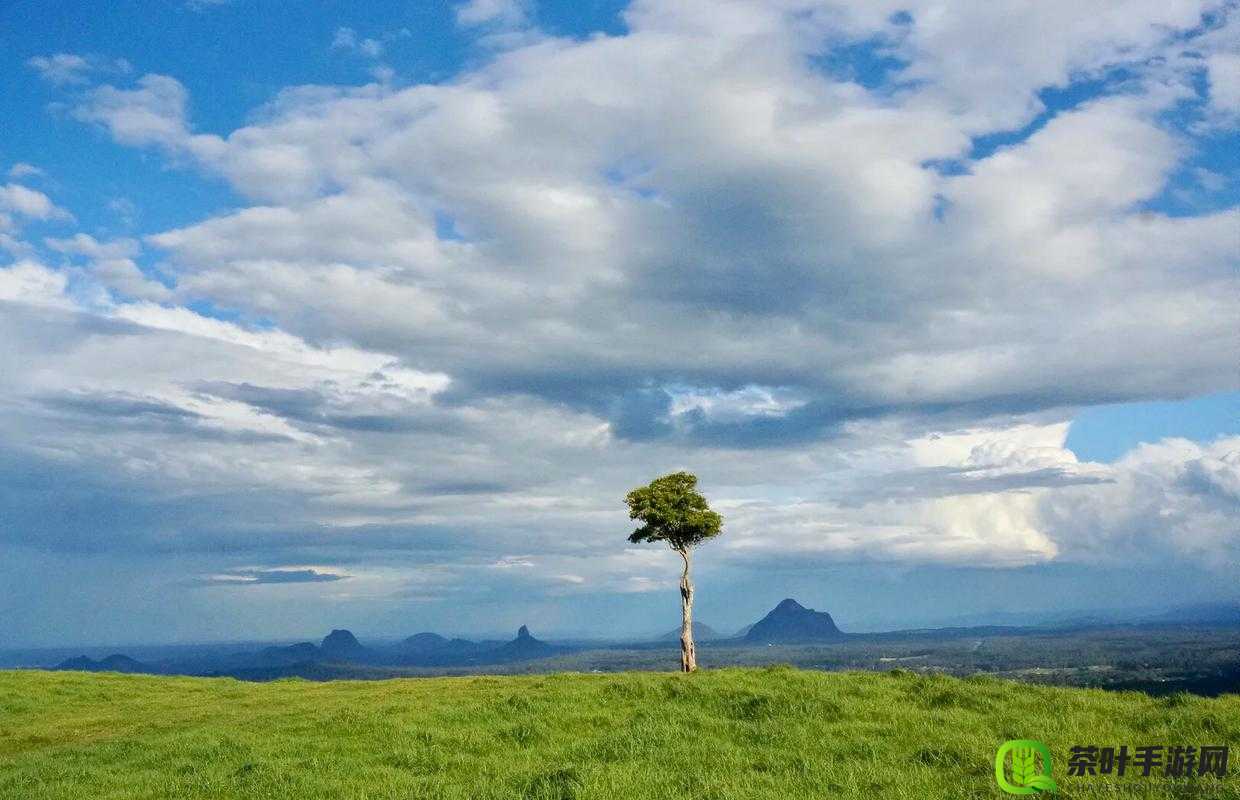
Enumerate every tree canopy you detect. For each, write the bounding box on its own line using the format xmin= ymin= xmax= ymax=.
xmin=625 ymin=471 xmax=722 ymax=552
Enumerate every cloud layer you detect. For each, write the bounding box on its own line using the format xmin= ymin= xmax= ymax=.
xmin=3 ymin=0 xmax=1238 ymax=643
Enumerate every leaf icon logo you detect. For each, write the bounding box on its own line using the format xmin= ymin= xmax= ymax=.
xmin=996 ymin=740 xmax=1058 ymax=795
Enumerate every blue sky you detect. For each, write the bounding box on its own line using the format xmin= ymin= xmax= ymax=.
xmin=1 ymin=0 xmax=1238 ymax=647
xmin=1067 ymin=392 xmax=1240 ymax=462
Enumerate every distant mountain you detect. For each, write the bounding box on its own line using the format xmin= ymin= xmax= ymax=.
xmin=388 ymin=634 xmax=499 ymax=666
xmin=488 ymin=625 xmax=555 ymax=662
xmin=658 ymin=622 xmax=721 ymax=642
xmin=257 ymin=641 xmax=320 ymax=666
xmin=55 ymin=654 xmax=148 ymax=673
xmin=401 ymin=632 xmax=450 ymax=652
xmin=320 ymin=629 xmax=368 ymax=662
xmin=743 ymin=599 xmax=846 ymax=644
xmin=1142 ymin=603 xmax=1240 ymax=626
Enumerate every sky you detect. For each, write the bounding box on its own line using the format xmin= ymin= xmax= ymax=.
xmin=1 ymin=0 xmax=1238 ymax=648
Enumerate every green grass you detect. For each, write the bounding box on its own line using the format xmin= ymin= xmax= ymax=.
xmin=1 ymin=667 xmax=1237 ymax=799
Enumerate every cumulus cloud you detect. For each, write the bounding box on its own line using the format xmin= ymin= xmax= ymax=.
xmin=45 ymin=233 xmax=170 ymax=301
xmin=59 ymin=1 xmax=1222 ymax=436
xmin=0 ymin=183 xmax=65 ymax=221
xmin=0 ymin=260 xmax=72 ymax=307
xmin=1041 ymin=437 xmax=1240 ymax=565
xmin=74 ymin=74 xmax=203 ymax=152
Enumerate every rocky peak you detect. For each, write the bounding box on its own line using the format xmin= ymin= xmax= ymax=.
xmin=744 ymin=598 xmax=844 ymax=643
xmin=322 ymin=629 xmax=360 ymax=647
xmin=320 ymin=629 xmax=368 ymax=661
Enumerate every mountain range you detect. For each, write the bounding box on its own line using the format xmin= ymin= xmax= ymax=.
xmin=53 ymin=654 xmax=147 ymax=673
xmin=247 ymin=626 xmax=553 ymax=670
xmin=54 ymin=623 xmax=564 ymax=677
xmin=52 ymin=599 xmax=848 ymax=678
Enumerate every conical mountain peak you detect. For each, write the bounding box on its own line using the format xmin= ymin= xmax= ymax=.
xmin=744 ymin=598 xmax=844 ymax=643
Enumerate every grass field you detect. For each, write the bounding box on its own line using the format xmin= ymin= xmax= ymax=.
xmin=1 ymin=667 xmax=1237 ymax=799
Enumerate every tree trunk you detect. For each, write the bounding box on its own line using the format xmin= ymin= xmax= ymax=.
xmin=678 ymin=547 xmax=696 ymax=673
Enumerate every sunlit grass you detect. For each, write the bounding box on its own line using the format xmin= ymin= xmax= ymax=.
xmin=1 ymin=667 xmax=1237 ymax=799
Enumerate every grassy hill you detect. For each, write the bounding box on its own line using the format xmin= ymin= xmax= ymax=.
xmin=1 ymin=667 xmax=1237 ymax=799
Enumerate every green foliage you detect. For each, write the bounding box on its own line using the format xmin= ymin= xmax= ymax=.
xmin=2 ymin=668 xmax=1238 ymax=799
xmin=624 ymin=471 xmax=722 ymax=552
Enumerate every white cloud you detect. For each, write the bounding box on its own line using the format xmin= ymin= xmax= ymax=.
xmin=887 ymin=0 xmax=1208 ymax=129
xmin=8 ymin=163 xmax=43 ymax=179
xmin=46 ymin=232 xmax=140 ymax=260
xmin=942 ymin=97 xmax=1181 ymax=250
xmin=27 ymin=53 xmax=93 ymax=85
xmin=668 ymin=386 xmax=807 ymax=423
xmin=1041 ymin=437 xmax=1240 ymax=565
xmin=44 ymin=234 xmax=169 ymax=302
xmin=1207 ymin=52 xmax=1240 ymax=114
xmin=75 ymin=74 xmax=198 ymax=150
xmin=331 ymin=27 xmax=385 ymax=58
xmin=0 ymin=260 xmax=72 ymax=308
xmin=0 ymin=183 xmax=64 ymax=220
xmin=27 ymin=53 xmax=130 ymax=85
xmin=456 ymin=0 xmax=529 ymax=28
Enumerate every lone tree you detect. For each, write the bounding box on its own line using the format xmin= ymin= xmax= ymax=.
xmin=625 ymin=471 xmax=723 ymax=672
